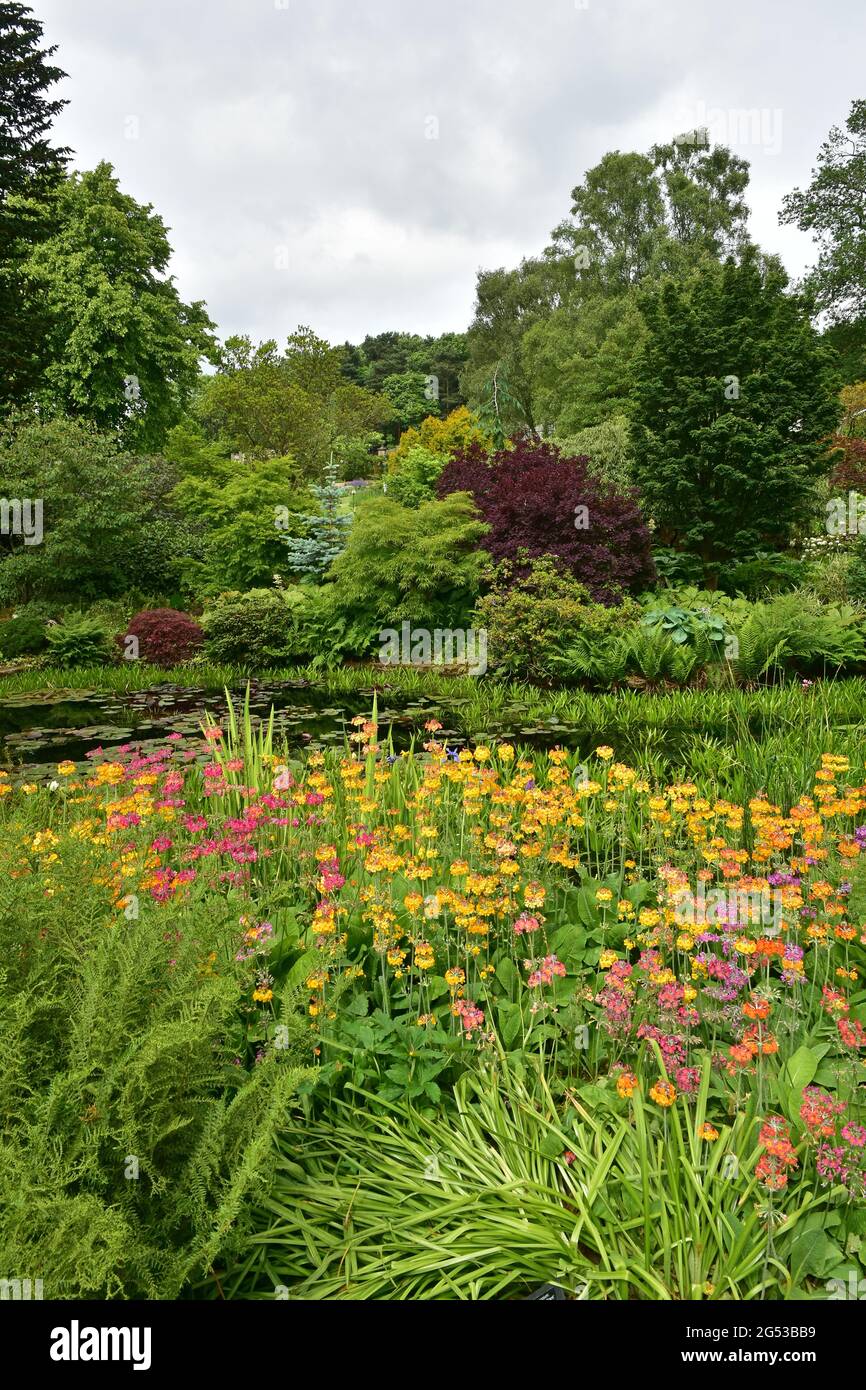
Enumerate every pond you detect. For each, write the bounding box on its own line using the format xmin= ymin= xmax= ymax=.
xmin=0 ymin=676 xmax=827 ymax=783
xmin=0 ymin=678 xmax=578 ymax=777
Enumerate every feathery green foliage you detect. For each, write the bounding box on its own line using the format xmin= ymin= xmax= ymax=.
xmin=0 ymin=836 xmax=309 ymax=1298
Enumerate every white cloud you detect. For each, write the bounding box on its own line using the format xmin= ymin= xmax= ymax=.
xmin=36 ymin=0 xmax=865 ymax=343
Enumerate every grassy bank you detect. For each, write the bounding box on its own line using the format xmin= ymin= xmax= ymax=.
xmin=3 ymin=658 xmax=866 ymax=716
xmin=2 ymin=661 xmax=865 ymax=737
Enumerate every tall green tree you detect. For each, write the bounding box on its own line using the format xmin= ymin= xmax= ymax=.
xmin=381 ymin=370 xmax=434 ymax=432
xmin=410 ymin=330 xmax=468 ymax=414
xmin=630 ymin=251 xmax=840 ymax=585
xmin=551 ymin=150 xmax=664 ymax=291
xmin=553 ymin=414 xmax=636 ymax=492
xmin=523 ymin=291 xmax=648 ymax=434
xmin=198 ymin=328 xmax=392 ymax=478
xmin=22 ymin=162 xmax=215 ymax=448
xmin=466 ymin=137 xmax=753 ymax=440
xmin=550 ymin=141 xmax=751 ymax=289
xmin=780 ymin=99 xmax=866 ymax=382
xmin=0 ymin=2 xmax=70 ymax=409
xmin=340 ymin=329 xmax=468 ymax=418
xmin=648 ymin=137 xmax=751 ymax=264
xmin=162 ymin=419 xmax=316 ymax=594
xmin=462 ymin=254 xmax=568 ymax=436
xmin=0 ymin=417 xmax=169 ymax=602
xmin=339 ymin=330 xmax=425 ymax=391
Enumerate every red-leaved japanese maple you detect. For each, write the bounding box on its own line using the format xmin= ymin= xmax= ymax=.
xmin=437 ymin=439 xmax=655 ymax=602
xmin=829 ymin=435 xmax=866 ymax=494
xmin=119 ymin=609 xmax=204 ymax=666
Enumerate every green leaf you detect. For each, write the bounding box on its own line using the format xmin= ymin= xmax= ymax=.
xmin=781 ymin=1044 xmax=819 ymax=1108
xmin=622 ymin=879 xmax=654 ymax=908
xmin=843 ymin=1208 xmax=866 ymax=1237
xmin=549 ymin=923 xmax=587 ymax=967
xmin=790 ymin=1230 xmax=844 ymax=1282
xmin=540 ymin=1130 xmax=566 ymax=1159
xmin=495 ymin=957 xmax=520 ymax=997
xmin=553 ymin=975 xmax=576 ymax=1004
xmin=284 ymin=949 xmax=321 ymax=990
xmin=496 ymin=1002 xmax=523 ymax=1050
xmin=575 ymin=886 xmax=600 ymax=929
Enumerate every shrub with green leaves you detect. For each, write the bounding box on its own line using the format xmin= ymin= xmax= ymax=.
xmin=387 ymin=406 xmax=493 ymax=503
xmin=202 ymin=586 xmax=320 ymax=666
xmin=44 ymin=613 xmax=113 ymax=666
xmin=386 ymin=443 xmax=447 ymax=507
xmin=720 ymin=551 xmax=805 ymax=598
xmin=326 ymin=491 xmax=489 ymax=645
xmin=166 ymin=426 xmax=309 ymax=596
xmin=650 ymin=548 xmax=706 ymax=588
xmin=0 ymin=613 xmax=48 ymax=658
xmin=475 ymin=557 xmax=639 ymax=681
xmin=0 ymin=418 xmax=160 ymax=604
xmin=641 ymin=585 xmax=753 ymax=628
xmin=640 ymin=603 xmax=728 ymax=650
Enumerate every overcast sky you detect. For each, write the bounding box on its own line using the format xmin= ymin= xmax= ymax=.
xmin=36 ymin=0 xmax=864 ymax=347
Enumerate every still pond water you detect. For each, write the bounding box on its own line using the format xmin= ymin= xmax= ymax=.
xmin=0 ymin=679 xmax=581 ymax=777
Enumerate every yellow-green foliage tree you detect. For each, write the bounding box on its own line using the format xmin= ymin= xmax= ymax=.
xmin=386 ymin=406 xmax=493 ymax=506
xmin=389 ymin=405 xmax=492 ymax=468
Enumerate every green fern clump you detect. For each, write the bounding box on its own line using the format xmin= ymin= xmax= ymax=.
xmin=559 ymin=591 xmax=866 ymax=688
xmin=550 ymin=633 xmax=630 ymax=686
xmin=44 ymin=612 xmax=113 ymax=665
xmin=553 ymin=625 xmax=705 ymax=688
xmin=0 ymin=838 xmax=309 ymax=1299
xmin=621 ymin=627 xmax=704 ymax=684
xmin=730 ymin=593 xmax=866 ymax=683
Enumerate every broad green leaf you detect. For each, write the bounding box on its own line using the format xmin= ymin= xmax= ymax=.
xmin=496 ymin=957 xmax=520 ymax=997
xmin=782 ymin=1045 xmax=819 ymax=1100
xmin=496 ymin=1002 xmax=523 ymax=1050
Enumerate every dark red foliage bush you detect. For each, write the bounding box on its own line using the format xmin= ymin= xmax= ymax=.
xmin=437 ymin=439 xmax=655 ymax=602
xmin=119 ymin=608 xmax=204 ymax=666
